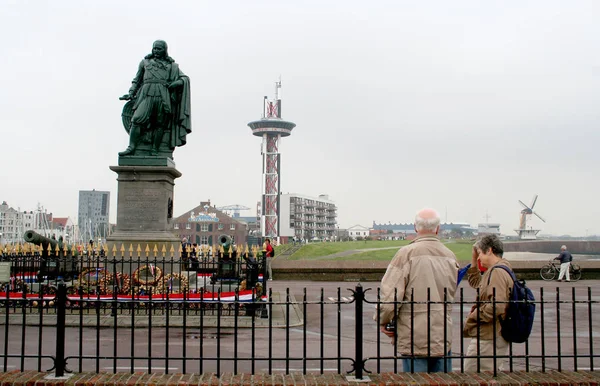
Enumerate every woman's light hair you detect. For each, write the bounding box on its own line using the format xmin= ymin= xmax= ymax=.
xmin=414 ymin=208 xmax=441 ymax=233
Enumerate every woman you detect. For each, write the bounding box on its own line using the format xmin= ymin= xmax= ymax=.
xmin=463 ymin=234 xmax=513 ymax=371
xmin=264 ymin=238 xmax=274 ymax=281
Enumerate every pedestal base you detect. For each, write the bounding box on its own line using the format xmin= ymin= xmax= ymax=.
xmin=106 ymin=230 xmax=180 ymax=257
xmin=106 ymin=165 xmax=182 ymax=258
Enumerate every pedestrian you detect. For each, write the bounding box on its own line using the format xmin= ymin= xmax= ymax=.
xmin=554 ymin=245 xmax=573 ymax=282
xmin=374 ymin=208 xmax=459 ymax=372
xmin=463 ymin=234 xmax=512 ymax=371
xmin=264 ymin=238 xmax=274 ymax=281
xmin=190 ymin=243 xmax=199 ymax=270
xmin=181 ymin=237 xmax=191 ymax=260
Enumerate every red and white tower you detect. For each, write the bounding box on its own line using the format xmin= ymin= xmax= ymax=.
xmin=248 ymin=80 xmax=296 ymax=241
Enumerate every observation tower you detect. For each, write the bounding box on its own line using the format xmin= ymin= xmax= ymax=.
xmin=248 ymin=80 xmax=296 ymax=241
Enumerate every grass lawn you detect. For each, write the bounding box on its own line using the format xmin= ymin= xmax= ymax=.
xmin=286 ymin=239 xmax=474 ymax=262
xmin=287 ymin=240 xmax=410 ymax=260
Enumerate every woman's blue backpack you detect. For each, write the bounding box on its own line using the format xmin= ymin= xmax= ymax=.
xmin=488 ymin=265 xmax=536 ymax=343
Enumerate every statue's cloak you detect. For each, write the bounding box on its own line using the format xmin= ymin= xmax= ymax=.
xmin=130 ymin=59 xmax=191 ymax=150
xmin=168 ymin=63 xmax=191 ymax=149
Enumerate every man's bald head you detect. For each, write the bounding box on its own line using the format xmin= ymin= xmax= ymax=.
xmin=414 ymin=208 xmax=441 ymax=235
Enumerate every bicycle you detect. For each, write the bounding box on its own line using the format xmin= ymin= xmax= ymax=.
xmin=539 ymin=259 xmax=582 ymax=281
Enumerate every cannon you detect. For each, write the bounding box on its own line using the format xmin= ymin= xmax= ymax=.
xmin=23 ymin=230 xmax=62 ymax=256
xmin=218 ymin=235 xmax=233 ymax=255
xmin=210 ymin=234 xmax=239 ymax=284
xmin=22 ymin=230 xmax=78 ymax=281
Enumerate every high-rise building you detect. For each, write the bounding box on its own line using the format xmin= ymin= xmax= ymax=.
xmin=78 ymin=190 xmax=110 ymax=242
xmin=279 ymin=194 xmax=338 ymax=242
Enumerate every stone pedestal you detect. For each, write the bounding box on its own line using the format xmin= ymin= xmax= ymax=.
xmin=106 ymin=165 xmax=181 ymax=257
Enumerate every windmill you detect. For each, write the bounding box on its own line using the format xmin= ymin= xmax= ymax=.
xmin=515 ymin=194 xmax=546 ymax=240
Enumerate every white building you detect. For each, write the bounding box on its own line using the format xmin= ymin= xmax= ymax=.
xmin=477 ymin=223 xmax=501 ymax=236
xmin=78 ymin=190 xmax=110 ymax=242
xmin=279 ymin=193 xmax=337 ymax=241
xmin=51 ymin=217 xmax=77 ymax=242
xmin=0 ymin=201 xmax=24 ymax=244
xmin=347 ymin=225 xmax=370 ymax=240
xmin=0 ymin=202 xmax=64 ymax=244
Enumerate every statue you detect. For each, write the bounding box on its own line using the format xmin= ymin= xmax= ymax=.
xmin=119 ymin=40 xmax=191 ymax=157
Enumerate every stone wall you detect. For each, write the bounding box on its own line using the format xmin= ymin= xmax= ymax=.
xmin=504 ymin=240 xmax=600 ymax=255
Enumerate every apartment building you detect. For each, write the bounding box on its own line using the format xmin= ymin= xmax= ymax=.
xmin=78 ymin=190 xmax=110 ymax=241
xmin=279 ymin=194 xmax=337 ymax=241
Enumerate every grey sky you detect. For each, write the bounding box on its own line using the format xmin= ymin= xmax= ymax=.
xmin=1 ymin=1 xmax=598 ymax=236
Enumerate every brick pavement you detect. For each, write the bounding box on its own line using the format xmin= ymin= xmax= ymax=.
xmin=0 ymin=369 xmax=598 ymax=385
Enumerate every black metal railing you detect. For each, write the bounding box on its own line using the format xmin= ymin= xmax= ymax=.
xmin=0 ymin=254 xmax=598 ymax=378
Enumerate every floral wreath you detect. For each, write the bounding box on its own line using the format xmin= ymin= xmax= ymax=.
xmin=98 ymin=272 xmax=131 ymax=295
xmin=132 ymin=265 xmax=163 ymax=286
xmin=79 ymin=268 xmax=108 ymax=286
xmin=1 ymin=278 xmax=28 ymax=293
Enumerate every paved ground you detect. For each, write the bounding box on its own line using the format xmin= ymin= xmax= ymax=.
xmin=1 ymin=279 xmax=598 ymax=375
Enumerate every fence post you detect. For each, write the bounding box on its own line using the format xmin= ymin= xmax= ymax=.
xmin=262 ymin=251 xmax=268 ymax=296
xmin=260 ymin=251 xmax=268 ymax=318
xmin=55 ymin=280 xmax=67 ymax=377
xmin=354 ymin=284 xmax=364 ymax=380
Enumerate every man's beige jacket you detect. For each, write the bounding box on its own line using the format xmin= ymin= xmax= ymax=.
xmin=374 ymin=235 xmax=459 ymax=356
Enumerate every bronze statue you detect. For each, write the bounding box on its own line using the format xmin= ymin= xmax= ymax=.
xmin=119 ymin=40 xmax=191 ymax=157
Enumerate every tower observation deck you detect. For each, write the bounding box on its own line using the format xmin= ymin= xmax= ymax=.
xmin=248 ymin=80 xmax=296 ymax=240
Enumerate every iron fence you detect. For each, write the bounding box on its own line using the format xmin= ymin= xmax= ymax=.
xmin=0 ymin=255 xmax=598 ymax=378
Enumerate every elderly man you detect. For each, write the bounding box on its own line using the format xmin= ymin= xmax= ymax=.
xmin=554 ymin=245 xmax=573 ymax=282
xmin=375 ymin=208 xmax=459 ymax=372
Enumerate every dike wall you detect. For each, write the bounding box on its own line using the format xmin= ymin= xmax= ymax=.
xmin=272 ymin=259 xmax=600 ymax=281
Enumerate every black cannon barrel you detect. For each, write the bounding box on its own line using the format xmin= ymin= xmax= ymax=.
xmin=218 ymin=234 xmax=233 ymax=252
xmin=23 ymin=230 xmax=60 ymax=251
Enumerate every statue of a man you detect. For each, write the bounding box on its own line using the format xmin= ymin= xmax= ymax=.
xmin=119 ymin=40 xmax=191 ymax=157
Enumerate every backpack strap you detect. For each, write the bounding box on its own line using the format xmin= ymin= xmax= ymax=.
xmin=486 ymin=264 xmax=516 ymax=285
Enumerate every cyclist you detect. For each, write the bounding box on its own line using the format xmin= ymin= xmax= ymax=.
xmin=554 ymin=245 xmax=573 ymax=282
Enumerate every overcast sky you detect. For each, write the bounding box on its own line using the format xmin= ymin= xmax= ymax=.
xmin=1 ymin=1 xmax=599 ymax=236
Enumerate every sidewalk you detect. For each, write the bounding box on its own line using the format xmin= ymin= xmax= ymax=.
xmin=0 ymin=291 xmax=304 ymax=328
